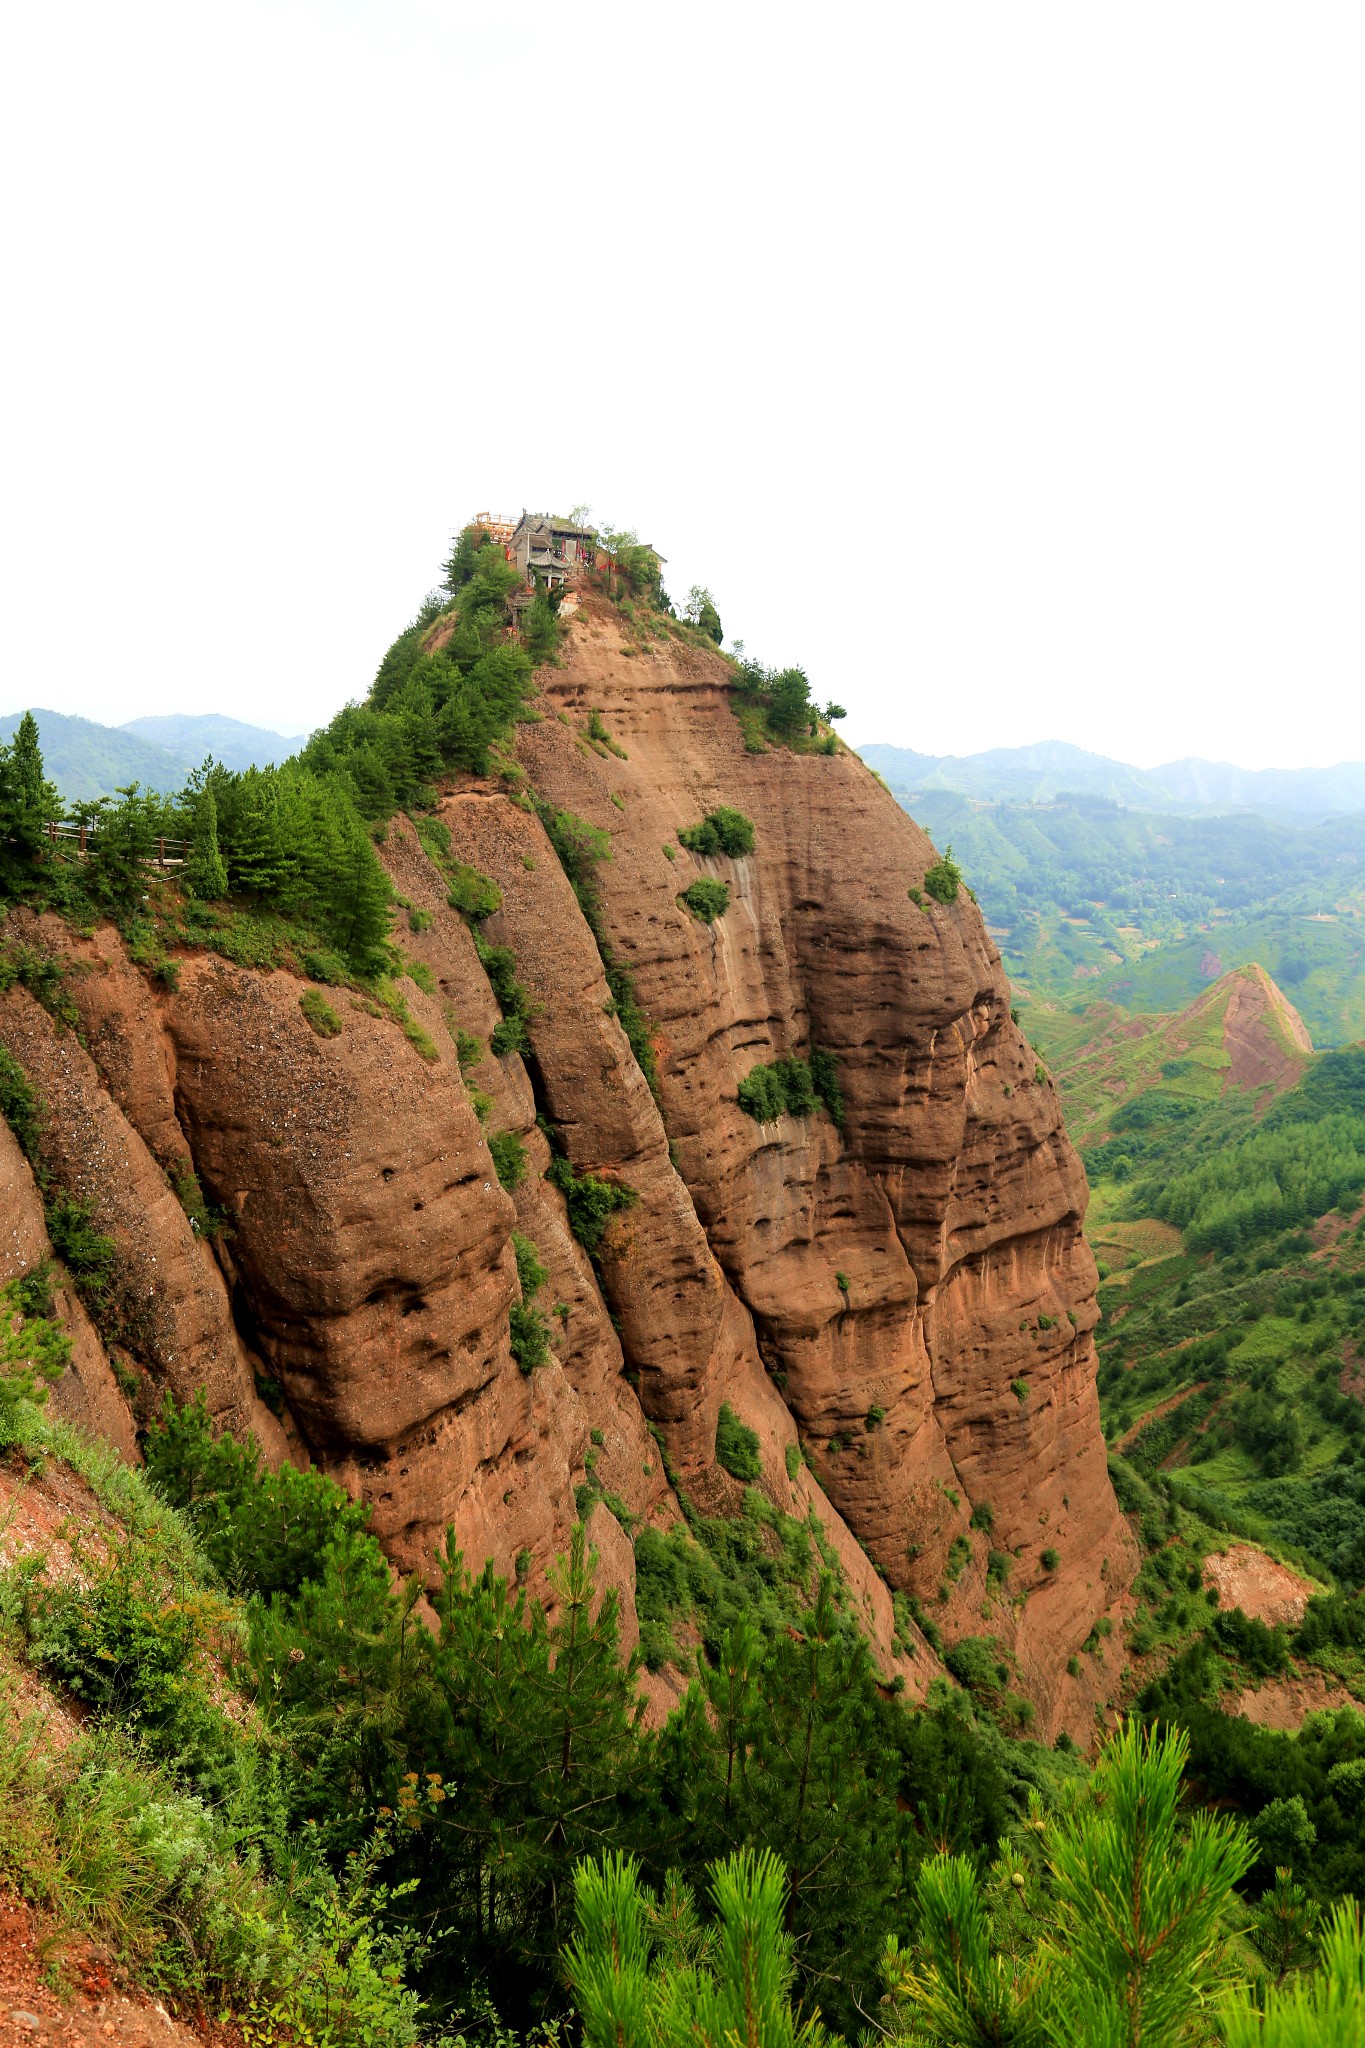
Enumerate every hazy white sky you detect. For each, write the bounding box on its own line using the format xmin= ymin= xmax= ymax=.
xmin=3 ymin=2 xmax=1362 ymax=768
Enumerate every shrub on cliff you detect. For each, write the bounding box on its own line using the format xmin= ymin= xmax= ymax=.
xmin=489 ymin=1129 xmax=528 ymax=1190
xmin=534 ymin=798 xmax=661 ymax=1099
xmin=546 ymin=1155 xmax=638 ymax=1255
xmin=682 ymin=584 xmax=724 ymax=644
xmin=715 ymin=1403 xmax=762 ymax=1482
xmin=730 ymin=658 xmax=823 ymax=748
xmin=923 ymin=846 xmax=962 ymax=904
xmin=510 ymin=1231 xmax=551 ymax=1373
xmin=678 ymin=806 xmax=755 ymax=858
xmin=681 ymin=878 xmax=730 ymax=923
xmin=300 ymin=987 xmax=342 ymax=1037
xmin=809 ymin=1047 xmax=845 ymax=1129
xmin=0 ymin=1271 xmax=70 ymax=1414
xmin=737 ymin=1053 xmax=842 ymax=1128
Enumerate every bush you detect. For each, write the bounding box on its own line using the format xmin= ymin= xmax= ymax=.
xmin=678 ymin=807 xmax=755 ymax=858
xmin=512 ymin=1231 xmax=547 ymax=1298
xmin=510 ymin=1302 xmax=551 ymax=1373
xmin=300 ymin=989 xmax=342 ymax=1038
xmin=446 ymin=862 xmax=502 ymax=922
xmin=923 ymin=847 xmax=962 ymax=904
xmin=1211 ymin=1605 xmax=1291 ymax=1677
xmin=681 ymin=878 xmax=730 ymax=923
xmin=142 ymin=1393 xmax=370 ymax=1598
xmin=945 ymin=1636 xmax=1005 ymax=1694
xmin=489 ymin=1130 xmax=527 ymax=1190
xmin=546 ymin=1155 xmax=638 ymax=1255
xmin=736 ymin=1055 xmax=835 ymax=1125
xmin=46 ymin=1193 xmax=118 ymax=1312
xmin=0 ymin=1044 xmax=43 ymax=1163
xmin=1251 ymin=1795 xmax=1317 ymax=1873
xmin=1041 ymin=1548 xmax=1061 ymax=1571
xmin=683 ymin=586 xmax=724 ymax=644
xmin=784 ymin=1442 xmax=801 ymax=1481
xmin=731 ymin=659 xmax=819 ymax=745
xmin=453 ymin=1027 xmax=483 ymax=1071
xmin=490 ymin=1013 xmax=529 ymax=1057
xmin=508 ymin=1233 xmax=552 ymax=1365
xmin=1 ymin=1273 xmax=70 ymax=1412
xmin=715 ymin=1403 xmax=762 ymax=1482
xmin=809 ymin=1048 xmax=845 ymax=1130
xmin=533 ymin=799 xmax=661 ymax=1100
xmin=1295 ymin=1591 xmax=1365 ymax=1655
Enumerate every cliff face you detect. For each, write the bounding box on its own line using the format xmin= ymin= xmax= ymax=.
xmin=0 ymin=593 xmax=1136 ymax=1738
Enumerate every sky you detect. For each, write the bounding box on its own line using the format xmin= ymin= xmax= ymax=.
xmin=3 ymin=1 xmax=1363 ymax=769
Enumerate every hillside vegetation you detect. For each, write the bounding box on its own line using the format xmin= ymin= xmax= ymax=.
xmin=1033 ymin=975 xmax=1365 ymax=1579
xmin=1031 ymin=967 xmax=1365 ymax=1784
xmin=901 ymin=787 xmax=1365 ymax=1046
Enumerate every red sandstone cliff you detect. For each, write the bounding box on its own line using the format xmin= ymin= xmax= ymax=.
xmin=0 ymin=592 xmax=1137 ymax=1739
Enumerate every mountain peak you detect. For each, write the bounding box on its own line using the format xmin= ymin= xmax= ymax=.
xmin=1031 ymin=962 xmax=1314 ymax=1149
xmin=1167 ymin=963 xmax=1313 ymax=1093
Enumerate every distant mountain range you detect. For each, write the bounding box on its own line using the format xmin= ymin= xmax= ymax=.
xmin=0 ymin=709 xmax=305 ymax=799
xmin=857 ymin=738 xmax=1365 ymax=818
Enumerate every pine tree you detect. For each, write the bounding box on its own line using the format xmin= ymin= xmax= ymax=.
xmin=565 ymin=1848 xmax=834 ymax=2048
xmin=520 ymin=1525 xmax=649 ymax=1960
xmin=84 ymin=783 xmax=175 ymax=910
xmin=322 ymin=802 xmax=392 ymax=972
xmin=661 ymin=1576 xmax=909 ymax=2031
xmin=881 ymin=1722 xmax=1254 ymax=2048
xmin=185 ymin=786 xmax=228 ymax=900
xmin=1223 ymin=1898 xmax=1365 ymax=2047
xmin=0 ymin=711 xmax=61 ymax=888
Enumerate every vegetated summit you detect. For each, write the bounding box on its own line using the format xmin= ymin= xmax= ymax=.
xmin=16 ymin=521 xmax=1362 ymax=2039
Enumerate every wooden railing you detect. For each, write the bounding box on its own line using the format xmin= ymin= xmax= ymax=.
xmin=44 ymin=821 xmax=190 ymax=869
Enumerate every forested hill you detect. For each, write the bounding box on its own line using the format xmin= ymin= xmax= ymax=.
xmin=895 ymin=786 xmax=1365 ymax=1047
xmin=0 ymin=707 xmax=302 ymax=797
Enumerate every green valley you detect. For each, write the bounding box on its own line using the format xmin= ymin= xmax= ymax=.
xmin=1030 ymin=967 xmax=1365 ymax=1695
xmin=889 ymin=784 xmax=1365 ymax=1047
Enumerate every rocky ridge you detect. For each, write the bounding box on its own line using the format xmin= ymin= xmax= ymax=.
xmin=0 ymin=592 xmax=1136 ymax=1739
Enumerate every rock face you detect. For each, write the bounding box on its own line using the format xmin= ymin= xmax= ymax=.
xmin=0 ymin=593 xmax=1136 ymax=1738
